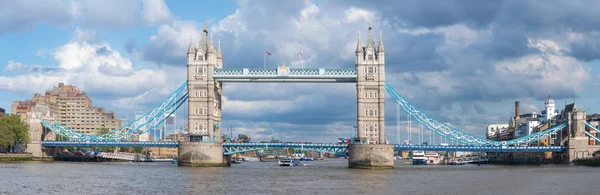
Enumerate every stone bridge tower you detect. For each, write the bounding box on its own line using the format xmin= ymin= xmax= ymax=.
xmin=179 ymin=26 xmax=228 ymax=167
xmin=355 ymin=24 xmax=385 ymax=144
xmin=348 ymin=24 xmax=393 ymax=169
xmin=568 ymin=108 xmax=590 ymax=162
xmin=186 ymin=25 xmax=223 ymax=143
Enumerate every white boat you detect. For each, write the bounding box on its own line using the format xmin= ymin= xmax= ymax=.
xmin=279 ymin=158 xmax=302 ymax=166
xmin=424 ymin=151 xmax=442 ymax=165
xmin=412 ymin=151 xmax=427 ymax=165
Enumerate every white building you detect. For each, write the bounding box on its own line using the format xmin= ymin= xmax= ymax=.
xmin=542 ymin=95 xmax=558 ymax=123
xmin=514 ymin=117 xmax=540 ymax=138
xmin=486 ymin=124 xmax=509 ymax=139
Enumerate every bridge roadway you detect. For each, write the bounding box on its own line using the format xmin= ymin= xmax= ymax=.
xmin=41 ymin=141 xmax=566 ymax=153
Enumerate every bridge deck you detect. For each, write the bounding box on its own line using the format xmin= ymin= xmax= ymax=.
xmin=41 ymin=141 xmax=566 ymax=152
xmin=213 ymin=68 xmax=357 ymax=83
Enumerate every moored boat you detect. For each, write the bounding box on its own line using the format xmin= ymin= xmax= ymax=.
xmin=412 ymin=151 xmax=427 ymax=165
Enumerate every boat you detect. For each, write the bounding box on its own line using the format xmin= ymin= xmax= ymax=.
xmin=232 ymin=160 xmax=242 ymax=164
xmin=412 ymin=151 xmax=427 ymax=165
xmin=424 ymin=151 xmax=443 ymax=165
xmin=279 ymin=158 xmax=293 ymax=166
xmin=279 ymin=158 xmax=302 ymax=166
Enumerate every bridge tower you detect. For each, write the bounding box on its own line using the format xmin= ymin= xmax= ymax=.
xmin=178 ymin=25 xmax=228 ymax=167
xmin=567 ymin=108 xmax=591 ymax=162
xmin=348 ymin=24 xmax=394 ymax=169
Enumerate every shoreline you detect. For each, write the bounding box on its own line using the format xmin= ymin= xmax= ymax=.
xmin=0 ymin=154 xmax=54 ymax=162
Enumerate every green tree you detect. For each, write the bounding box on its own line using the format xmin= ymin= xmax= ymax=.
xmin=97 ymin=128 xmax=115 ymax=152
xmin=0 ymin=114 xmax=30 ymax=151
xmin=287 ymin=148 xmax=296 ymax=155
xmin=120 ymin=147 xmax=130 ymax=153
xmin=133 ymin=147 xmax=143 ymax=153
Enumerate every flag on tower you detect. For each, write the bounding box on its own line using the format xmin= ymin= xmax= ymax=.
xmin=299 ymin=50 xmax=303 ymax=58
xmin=265 ymin=51 xmax=272 ymax=56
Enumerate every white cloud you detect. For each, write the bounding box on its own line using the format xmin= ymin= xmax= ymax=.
xmin=0 ymin=0 xmax=74 ymax=34
xmin=71 ymin=0 xmax=140 ymax=28
xmin=343 ymin=7 xmax=373 ymax=24
xmin=141 ymin=0 xmax=173 ymax=26
xmin=0 ymin=29 xmax=173 ymax=109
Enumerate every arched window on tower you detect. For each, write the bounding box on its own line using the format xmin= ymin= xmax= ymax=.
xmin=194 ymin=122 xmax=199 ymax=131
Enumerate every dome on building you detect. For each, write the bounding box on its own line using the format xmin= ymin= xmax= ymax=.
xmin=544 ymin=94 xmax=555 ymax=104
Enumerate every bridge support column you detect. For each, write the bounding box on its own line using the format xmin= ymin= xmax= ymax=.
xmin=178 ymin=142 xmax=230 ymax=167
xmin=347 ymin=144 xmax=394 ymax=169
xmin=567 ymin=110 xmax=592 ymax=162
xmin=26 ymin=141 xmax=43 ymax=157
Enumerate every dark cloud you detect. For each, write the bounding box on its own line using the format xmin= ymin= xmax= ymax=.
xmin=473 ymin=104 xmax=487 ymax=114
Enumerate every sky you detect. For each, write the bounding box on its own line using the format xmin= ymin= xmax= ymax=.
xmin=1 ymin=0 xmax=600 ymax=143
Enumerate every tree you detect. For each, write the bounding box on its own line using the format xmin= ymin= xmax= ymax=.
xmin=133 ymin=147 xmax=143 ymax=153
xmin=97 ymin=128 xmax=115 ymax=152
xmin=0 ymin=114 xmax=30 ymax=152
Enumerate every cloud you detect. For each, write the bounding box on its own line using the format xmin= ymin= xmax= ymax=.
xmin=0 ymin=0 xmax=174 ymax=34
xmin=143 ymin=20 xmax=204 ymax=65
xmin=3 ymin=61 xmax=61 ymax=73
xmin=71 ymin=0 xmax=140 ymax=28
xmin=0 ymin=29 xmax=177 ymax=113
xmin=72 ymin=27 xmax=97 ymax=42
xmin=0 ymin=0 xmax=74 ymax=35
xmin=141 ymin=0 xmax=173 ymax=26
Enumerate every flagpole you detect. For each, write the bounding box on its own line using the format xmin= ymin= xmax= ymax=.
xmin=264 ymin=54 xmax=266 ymax=70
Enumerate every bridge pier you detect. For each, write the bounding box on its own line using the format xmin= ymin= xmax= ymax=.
xmin=347 ymin=144 xmax=394 ymax=169
xmin=177 ymin=142 xmax=230 ymax=167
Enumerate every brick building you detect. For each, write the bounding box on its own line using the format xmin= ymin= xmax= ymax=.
xmin=12 ymin=83 xmax=121 ymax=135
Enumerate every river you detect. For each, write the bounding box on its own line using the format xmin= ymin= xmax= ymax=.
xmin=0 ymin=159 xmax=598 ymax=195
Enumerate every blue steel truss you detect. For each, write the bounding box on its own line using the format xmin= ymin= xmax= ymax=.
xmin=585 ymin=122 xmax=600 ymax=142
xmin=213 ymin=68 xmax=357 ymax=83
xmin=222 ymin=143 xmax=349 ymax=156
xmin=40 ymin=82 xmax=189 ymax=141
xmin=395 ymin=145 xmax=566 ymax=152
xmin=42 ymin=141 xmax=178 ymax=148
xmin=385 ymin=82 xmax=567 ymax=146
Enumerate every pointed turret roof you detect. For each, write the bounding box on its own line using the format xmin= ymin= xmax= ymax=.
xmin=187 ymin=38 xmax=195 ymax=54
xmin=356 ymin=31 xmax=363 ymax=53
xmin=544 ymin=94 xmax=555 ymax=104
xmin=366 ymin=21 xmax=375 ymax=49
xmin=377 ymin=30 xmax=384 ymax=52
xmin=217 ymin=39 xmax=222 ymax=58
xmin=208 ymin=32 xmax=216 ymax=53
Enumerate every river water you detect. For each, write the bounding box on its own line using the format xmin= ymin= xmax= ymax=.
xmin=0 ymin=159 xmax=598 ymax=195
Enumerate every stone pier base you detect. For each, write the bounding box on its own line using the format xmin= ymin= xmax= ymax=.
xmin=347 ymin=144 xmax=394 ymax=169
xmin=178 ymin=142 xmax=230 ymax=167
xmin=26 ymin=141 xmax=43 ymax=157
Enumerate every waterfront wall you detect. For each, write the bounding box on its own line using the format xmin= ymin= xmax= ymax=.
xmin=178 ymin=142 xmax=229 ymax=167
xmin=0 ymin=154 xmax=53 ymax=162
xmin=347 ymin=144 xmax=394 ymax=169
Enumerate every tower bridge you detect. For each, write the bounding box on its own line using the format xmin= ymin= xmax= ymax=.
xmin=35 ymin=24 xmax=600 ymax=167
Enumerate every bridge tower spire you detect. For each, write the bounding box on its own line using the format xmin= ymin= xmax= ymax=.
xmin=355 ymin=24 xmax=386 ymax=145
